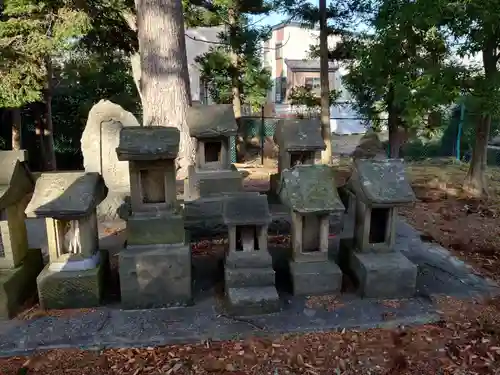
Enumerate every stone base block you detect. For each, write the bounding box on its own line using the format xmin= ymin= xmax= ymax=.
xmin=349 ymin=251 xmax=417 ymax=298
xmin=226 ymin=286 xmax=280 ymax=316
xmin=226 ymin=251 xmax=273 ymax=269
xmin=120 ymin=244 xmax=192 ymax=309
xmin=225 ymin=267 xmax=275 ymax=288
xmin=185 ymin=169 xmax=242 ymax=200
xmin=269 ymin=173 xmax=280 ymax=194
xmin=127 ymin=214 xmax=185 ymax=246
xmin=0 ymin=249 xmax=43 ymax=319
xmin=37 ymin=250 xmax=108 ymax=310
xmin=290 ymin=260 xmax=342 ymax=296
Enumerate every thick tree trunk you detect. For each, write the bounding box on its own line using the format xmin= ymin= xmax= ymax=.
xmin=386 ymin=84 xmax=400 ymax=158
xmin=11 ymin=108 xmax=22 ymax=150
xmin=34 ymin=106 xmax=47 ymax=171
xmin=136 ymin=0 xmax=195 ymax=178
xmin=44 ymin=57 xmax=57 ymax=170
xmin=130 ymin=52 xmax=143 ymax=104
xmin=319 ymin=0 xmax=331 ymax=164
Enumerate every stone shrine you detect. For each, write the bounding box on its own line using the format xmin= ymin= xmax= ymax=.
xmin=279 ymin=165 xmax=345 ymax=296
xmin=26 ymin=172 xmax=107 ymax=309
xmin=116 ymin=127 xmax=192 ymax=308
xmin=223 ymin=192 xmax=280 ymax=315
xmin=184 ymin=104 xmax=242 ymax=201
xmin=270 ymin=119 xmax=325 ymax=194
xmin=347 ymin=158 xmax=417 ymax=298
xmin=0 ymin=151 xmax=42 ymax=318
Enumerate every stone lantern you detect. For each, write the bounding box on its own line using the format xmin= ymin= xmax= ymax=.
xmin=279 ymin=164 xmax=345 ymax=296
xmin=116 ymin=127 xmax=192 ymax=308
xmin=348 ymin=158 xmax=418 ymax=298
xmin=26 ymin=172 xmax=107 ymax=309
xmin=222 ymin=192 xmax=279 ymax=315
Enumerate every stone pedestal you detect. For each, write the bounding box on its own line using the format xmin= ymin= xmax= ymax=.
xmin=184 ymin=167 xmax=242 ymax=201
xmin=290 ymin=255 xmax=343 ymax=296
xmin=120 ymin=244 xmax=192 ymax=308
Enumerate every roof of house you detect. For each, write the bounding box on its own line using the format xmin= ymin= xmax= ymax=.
xmin=25 ymin=172 xmax=107 ymax=220
xmin=279 ymin=165 xmax=345 ymax=215
xmin=271 ymin=21 xmax=309 ymax=31
xmin=187 ymin=104 xmax=237 ymax=138
xmin=116 ymin=127 xmax=180 ymax=161
xmin=350 ymin=159 xmax=416 ymax=206
xmin=285 ymin=59 xmax=338 ymax=72
xmin=223 ymin=192 xmax=272 ymax=226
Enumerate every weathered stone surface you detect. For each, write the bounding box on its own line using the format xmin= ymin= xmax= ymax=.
xmin=116 ymin=127 xmax=180 ymax=161
xmin=187 ymin=104 xmax=237 ymax=138
xmin=127 ymin=214 xmax=185 ymax=246
xmin=351 ymin=159 xmax=416 ymax=206
xmin=37 ymin=250 xmax=107 ymax=309
xmin=223 ymin=192 xmax=271 ymax=226
xmin=351 ymin=132 xmax=387 ymax=160
xmin=226 ymin=286 xmax=280 ymax=316
xmin=185 ymin=169 xmax=242 ymax=200
xmin=81 ymin=100 xmax=139 ymax=192
xmin=0 ymin=152 xmax=34 ymax=210
xmin=96 ymin=191 xmax=130 ymax=222
xmin=279 ymin=165 xmax=345 ymax=215
xmin=225 ymin=267 xmax=275 ymax=288
xmin=0 ymin=249 xmax=43 ymax=319
xmin=119 ymin=244 xmax=192 ymax=308
xmin=349 ymin=251 xmax=417 ymax=298
xmin=290 ymin=260 xmax=342 ymax=296
xmin=279 ymin=119 xmax=325 ymax=152
xmin=225 ymin=251 xmax=273 ymax=269
xmin=26 ymin=172 xmax=107 ymax=220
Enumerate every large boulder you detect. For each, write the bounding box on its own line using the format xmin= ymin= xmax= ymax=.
xmin=81 ymin=100 xmax=139 ymax=221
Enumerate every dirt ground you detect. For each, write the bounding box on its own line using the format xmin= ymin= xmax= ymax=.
xmin=4 ymin=157 xmax=500 ymax=374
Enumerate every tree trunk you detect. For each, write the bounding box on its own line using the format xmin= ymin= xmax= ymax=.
xmin=136 ymin=0 xmax=195 ymax=178
xmin=386 ymin=83 xmax=400 ymax=158
xmin=34 ymin=106 xmax=47 ymax=171
xmin=130 ymin=52 xmax=143 ymax=105
xmin=44 ymin=56 xmax=57 ymax=170
xmin=463 ymin=47 xmax=496 ymax=197
xmin=11 ymin=108 xmax=22 ymax=150
xmin=319 ymin=0 xmax=331 ymax=164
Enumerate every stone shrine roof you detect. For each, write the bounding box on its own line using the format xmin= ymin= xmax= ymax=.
xmin=279 ymin=164 xmax=345 ymax=215
xmin=116 ymin=127 xmax=180 ymax=161
xmin=0 ymin=150 xmax=34 ymax=210
xmin=25 ymin=172 xmax=107 ymax=220
xmin=351 ymin=159 xmax=416 ymax=206
xmin=279 ymin=119 xmax=325 ymax=152
xmin=187 ymin=104 xmax=237 ymax=138
xmin=223 ymin=192 xmax=272 ymax=226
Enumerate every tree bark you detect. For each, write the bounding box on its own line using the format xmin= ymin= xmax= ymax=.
xmin=44 ymin=56 xmax=57 ymax=170
xmin=386 ymin=83 xmax=401 ymax=158
xmin=136 ymin=0 xmax=195 ymax=178
xmin=11 ymin=108 xmax=22 ymax=150
xmin=319 ymin=0 xmax=332 ymax=164
xmin=463 ymin=47 xmax=496 ymax=197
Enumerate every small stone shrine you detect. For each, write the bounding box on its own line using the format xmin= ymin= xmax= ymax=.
xmin=116 ymin=127 xmax=192 ymax=308
xmin=184 ymin=104 xmax=242 ymax=200
xmin=223 ymin=192 xmax=279 ymax=315
xmin=279 ymin=165 xmax=344 ymax=296
xmin=0 ymin=151 xmax=42 ymax=318
xmin=348 ymin=158 xmax=417 ymax=298
xmin=270 ymin=119 xmax=325 ymax=194
xmin=26 ymin=172 xmax=107 ymax=309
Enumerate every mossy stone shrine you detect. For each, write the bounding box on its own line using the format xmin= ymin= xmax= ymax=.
xmin=0 ymin=151 xmax=43 ymax=318
xmin=116 ymin=127 xmax=192 ymax=308
xmin=26 ymin=172 xmax=107 ymax=309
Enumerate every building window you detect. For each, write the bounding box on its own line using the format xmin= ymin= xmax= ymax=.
xmin=305 ymin=77 xmax=321 ymax=95
xmin=281 ymin=77 xmax=287 ymax=102
xmin=275 ymin=42 xmax=282 ymax=59
xmin=275 ymin=78 xmax=282 ymax=103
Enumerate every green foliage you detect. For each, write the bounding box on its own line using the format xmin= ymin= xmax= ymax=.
xmin=288 ymin=85 xmax=341 ymax=107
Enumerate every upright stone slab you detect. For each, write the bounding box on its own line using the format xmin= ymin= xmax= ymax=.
xmin=223 ymin=192 xmax=279 ymax=315
xmin=26 ymin=172 xmax=107 ymax=309
xmin=279 ymin=165 xmax=345 ymax=296
xmin=270 ymin=119 xmax=325 ymax=195
xmin=0 ymin=151 xmax=42 ymax=318
xmin=116 ymin=127 xmax=192 ymax=308
xmin=348 ymin=158 xmax=417 ymax=298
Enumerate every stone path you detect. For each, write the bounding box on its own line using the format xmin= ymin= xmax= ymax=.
xmin=0 ymin=217 xmax=496 ymax=357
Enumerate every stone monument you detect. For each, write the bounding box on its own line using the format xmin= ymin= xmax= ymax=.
xmin=184 ymin=104 xmax=242 ymax=200
xmin=270 ymin=119 xmax=325 ymax=194
xmin=0 ymin=151 xmax=43 ymax=318
xmin=116 ymin=127 xmax=192 ymax=308
xmin=26 ymin=172 xmax=108 ymax=309
xmin=279 ymin=165 xmax=345 ymax=296
xmin=347 ymin=158 xmax=417 ymax=298
xmin=223 ymin=192 xmax=279 ymax=315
